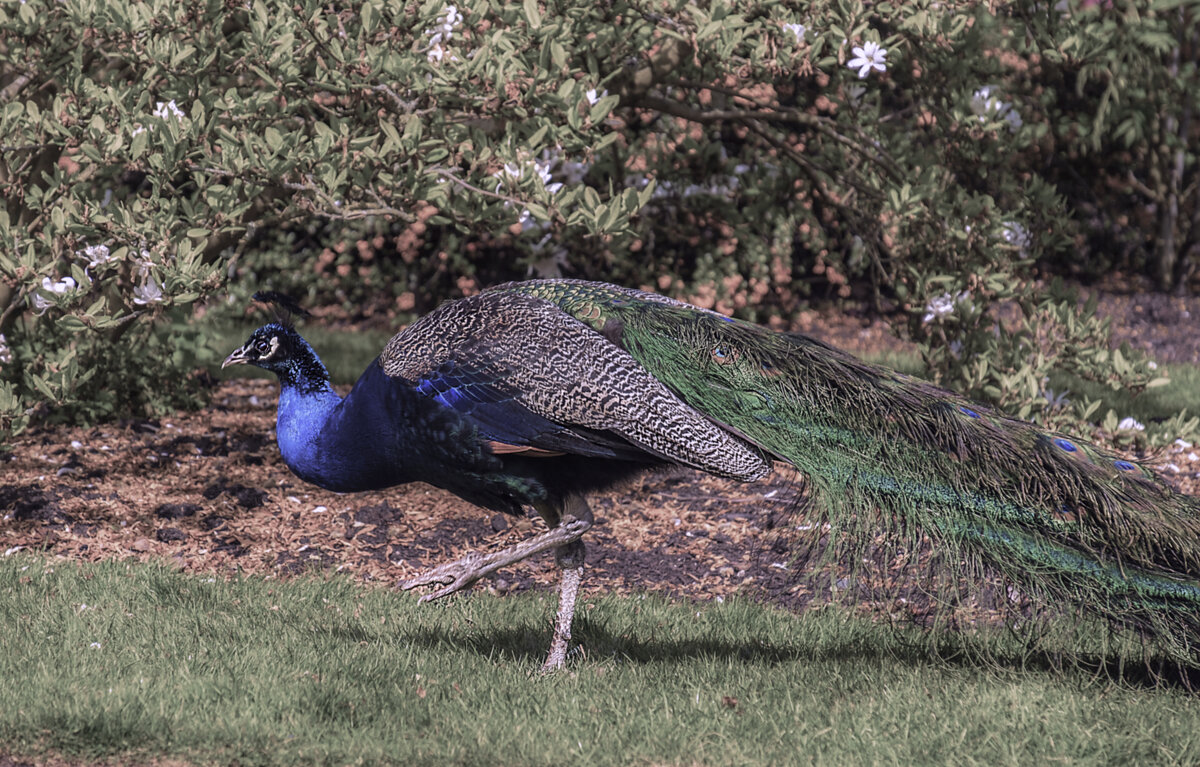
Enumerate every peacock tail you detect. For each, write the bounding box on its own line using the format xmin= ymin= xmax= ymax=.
xmin=500 ymin=279 xmax=1200 ymax=658
xmin=230 ymin=277 xmax=1200 ymax=671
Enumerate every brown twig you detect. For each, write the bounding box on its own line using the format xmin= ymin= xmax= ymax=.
xmin=196 ymin=166 xmax=415 ymax=223
xmin=633 ymin=93 xmax=904 ymax=183
xmin=0 ymin=72 xmax=32 ymax=104
xmin=428 ymin=167 xmax=553 ymax=212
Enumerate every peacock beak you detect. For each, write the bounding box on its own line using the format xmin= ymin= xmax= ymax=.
xmin=221 ymin=344 xmax=253 ymax=369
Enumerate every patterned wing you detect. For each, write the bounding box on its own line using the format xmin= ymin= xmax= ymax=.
xmin=379 ymin=291 xmax=769 ymax=481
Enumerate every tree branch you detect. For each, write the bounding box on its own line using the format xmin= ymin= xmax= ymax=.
xmin=0 ymin=72 xmax=32 ymax=104
xmin=631 ymin=93 xmax=904 ymax=183
xmin=428 ymin=168 xmax=554 ymax=213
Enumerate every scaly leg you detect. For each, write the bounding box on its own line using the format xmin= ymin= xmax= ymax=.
xmin=398 ymin=513 xmax=592 ymax=603
xmin=539 ymin=495 xmax=593 ymax=673
xmin=541 ymin=537 xmax=586 ymax=672
xmin=400 ymin=494 xmax=596 ymax=672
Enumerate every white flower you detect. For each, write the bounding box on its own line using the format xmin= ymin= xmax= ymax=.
xmin=970 ymin=86 xmax=1022 ymax=133
xmin=152 ymin=100 xmax=186 ymax=122
xmin=132 ymin=249 xmax=155 ymax=277
xmin=133 ymin=277 xmax=164 ymax=305
xmin=42 ymin=276 xmax=78 ymax=294
xmin=1117 ymin=417 xmax=1146 ymax=432
xmin=517 ymin=208 xmax=537 ymax=232
xmin=1148 ymin=360 xmax=1158 ymax=370
xmin=1000 ymin=221 xmax=1031 ymax=256
xmin=585 ymin=88 xmax=608 ymax=106
xmin=494 ymin=151 xmax=572 ymax=196
xmin=503 ymin=162 xmax=523 ymax=180
xmin=0 ymin=334 xmax=11 ymax=365
xmin=847 ymin=41 xmax=887 ymax=79
xmin=426 ymin=5 xmax=462 ymax=63
xmin=90 ymin=642 xmax=102 ymax=649
xmin=922 ymin=291 xmax=971 ymax=324
xmin=130 ymin=125 xmax=147 ymax=138
xmin=923 ymin=293 xmax=955 ymax=323
xmin=783 ymin=22 xmax=806 ymax=43
xmin=77 ymin=244 xmax=110 ymax=269
xmin=533 ymin=153 xmax=563 ymax=194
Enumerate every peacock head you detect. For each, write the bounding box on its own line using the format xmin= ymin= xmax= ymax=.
xmin=223 ymin=323 xmax=330 ymax=388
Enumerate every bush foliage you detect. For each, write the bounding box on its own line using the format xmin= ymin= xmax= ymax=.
xmin=0 ymin=0 xmax=1196 ymax=440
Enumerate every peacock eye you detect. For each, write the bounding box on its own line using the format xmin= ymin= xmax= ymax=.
xmin=710 ymin=345 xmax=740 ymax=365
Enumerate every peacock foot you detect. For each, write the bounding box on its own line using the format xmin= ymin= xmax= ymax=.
xmin=399 ymin=515 xmax=593 ymax=602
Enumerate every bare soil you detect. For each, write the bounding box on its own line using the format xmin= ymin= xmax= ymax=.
xmin=2 ymin=286 xmax=1199 ymax=611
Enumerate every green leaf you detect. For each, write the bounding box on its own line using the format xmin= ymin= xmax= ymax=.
xmin=31 ymin=375 xmax=57 ymax=402
xmin=264 ymin=127 xmax=284 ymax=152
xmin=130 ymin=128 xmax=149 ymax=160
xmin=550 ymin=41 xmax=567 ymax=69
xmin=527 ymin=124 xmax=549 ymax=148
xmin=588 ymin=94 xmax=620 ymax=124
xmin=380 ymin=120 xmax=402 ymax=151
xmin=402 ymin=117 xmax=423 ymax=145
xmin=523 ymin=0 xmax=541 ymax=29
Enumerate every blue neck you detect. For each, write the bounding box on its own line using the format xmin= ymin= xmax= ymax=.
xmin=275 ymin=381 xmax=346 ymax=488
xmin=272 ymin=358 xmax=421 ymax=493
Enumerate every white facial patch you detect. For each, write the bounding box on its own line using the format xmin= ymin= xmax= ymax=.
xmin=260 ymin=336 xmax=281 ymax=361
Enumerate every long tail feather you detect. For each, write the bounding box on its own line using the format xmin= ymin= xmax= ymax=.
xmin=508 ymin=280 xmax=1200 ymax=663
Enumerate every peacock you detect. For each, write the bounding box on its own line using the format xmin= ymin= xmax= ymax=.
xmin=224 ymin=279 xmax=1200 ymax=672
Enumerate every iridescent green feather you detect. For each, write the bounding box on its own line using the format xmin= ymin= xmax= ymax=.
xmin=502 ymin=279 xmax=1200 ymax=660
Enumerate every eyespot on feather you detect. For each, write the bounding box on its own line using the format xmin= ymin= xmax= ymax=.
xmin=710 ymin=345 xmax=739 ymax=364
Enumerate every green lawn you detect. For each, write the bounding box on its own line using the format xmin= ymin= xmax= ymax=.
xmin=2 ymin=555 xmax=1199 ymax=767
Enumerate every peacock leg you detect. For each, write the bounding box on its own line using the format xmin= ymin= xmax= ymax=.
xmin=538 ymin=495 xmax=594 ymax=673
xmin=398 ymin=512 xmax=592 ymax=603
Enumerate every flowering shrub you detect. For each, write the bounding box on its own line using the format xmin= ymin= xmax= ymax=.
xmin=0 ymin=0 xmax=1194 ymax=440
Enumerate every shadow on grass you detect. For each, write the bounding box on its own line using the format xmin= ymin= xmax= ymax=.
xmin=397 ymin=612 xmax=1200 ymax=691
xmin=402 ymin=620 xmax=818 ymax=666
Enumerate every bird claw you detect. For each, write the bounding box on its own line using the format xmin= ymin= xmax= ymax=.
xmin=398 ymin=516 xmax=594 ymax=603
xmin=399 ymin=551 xmax=486 ymax=602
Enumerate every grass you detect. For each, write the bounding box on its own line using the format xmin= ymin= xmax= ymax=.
xmin=3 ymin=555 xmax=1200 ymax=766
xmin=1053 ymin=363 xmax=1200 ymax=429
